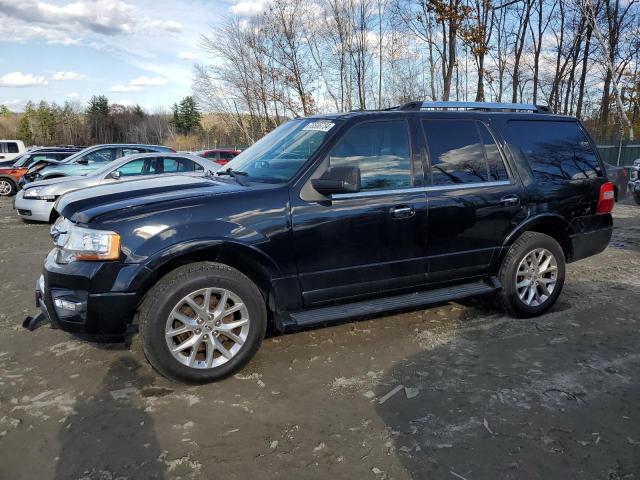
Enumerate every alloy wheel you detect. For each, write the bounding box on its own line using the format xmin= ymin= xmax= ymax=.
xmin=515 ymin=248 xmax=558 ymax=307
xmin=0 ymin=180 xmax=12 ymax=196
xmin=165 ymin=287 xmax=250 ymax=369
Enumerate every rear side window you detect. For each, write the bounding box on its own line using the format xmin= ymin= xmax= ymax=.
xmin=220 ymin=151 xmax=237 ymax=160
xmin=6 ymin=142 xmax=19 ymax=153
xmin=423 ymin=119 xmax=509 ymax=185
xmin=329 ymin=120 xmax=411 ymax=191
xmin=162 ymin=157 xmax=203 ymax=172
xmin=85 ymin=148 xmax=117 ymax=163
xmin=507 ymin=120 xmax=602 ymax=182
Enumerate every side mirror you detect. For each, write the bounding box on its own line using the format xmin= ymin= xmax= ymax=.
xmin=76 ymin=157 xmax=89 ymax=165
xmin=311 ymin=166 xmax=361 ymax=196
xmin=108 ymin=171 xmax=122 ymax=180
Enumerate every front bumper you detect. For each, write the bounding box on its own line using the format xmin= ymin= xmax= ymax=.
xmin=33 ymin=249 xmax=144 ymax=338
xmin=14 ymin=190 xmax=55 ymax=222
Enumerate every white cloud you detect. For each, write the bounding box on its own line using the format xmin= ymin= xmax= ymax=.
xmin=149 ymin=19 xmax=182 ymax=32
xmin=1 ymin=99 xmax=25 ymax=108
xmin=65 ymin=92 xmax=80 ymax=98
xmin=130 ymin=76 xmax=167 ymax=86
xmin=0 ymin=71 xmax=48 ymax=87
xmin=109 ymin=75 xmax=167 ymax=93
xmin=0 ymin=0 xmax=137 ymax=35
xmin=109 ymin=84 xmax=143 ymax=92
xmin=230 ymin=0 xmax=270 ymax=16
xmin=178 ymin=51 xmax=196 ymax=60
xmin=52 ymin=71 xmax=85 ymax=81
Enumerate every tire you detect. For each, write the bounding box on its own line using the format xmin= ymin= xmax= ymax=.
xmin=496 ymin=232 xmax=565 ymax=318
xmin=139 ymin=261 xmax=267 ymax=383
xmin=0 ymin=178 xmax=16 ymax=197
xmin=634 ymin=194 xmax=640 ymax=206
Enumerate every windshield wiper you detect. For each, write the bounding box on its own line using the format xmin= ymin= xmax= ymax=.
xmin=216 ymin=168 xmax=249 ymax=186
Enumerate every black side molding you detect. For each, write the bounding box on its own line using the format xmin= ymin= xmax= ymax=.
xmin=289 ymin=279 xmax=500 ymax=327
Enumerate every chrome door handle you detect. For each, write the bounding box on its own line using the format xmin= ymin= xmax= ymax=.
xmin=500 ymin=195 xmax=520 ymax=206
xmin=391 ymin=206 xmax=415 ymax=218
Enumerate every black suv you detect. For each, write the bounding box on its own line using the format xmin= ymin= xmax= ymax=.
xmin=28 ymin=101 xmax=614 ymax=383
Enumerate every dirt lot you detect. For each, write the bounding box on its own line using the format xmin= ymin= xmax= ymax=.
xmin=0 ymin=197 xmax=639 ymax=480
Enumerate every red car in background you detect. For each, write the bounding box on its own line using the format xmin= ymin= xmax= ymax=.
xmin=196 ymin=149 xmax=240 ymax=166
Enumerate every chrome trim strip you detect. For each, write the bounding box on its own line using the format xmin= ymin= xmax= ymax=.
xmin=332 ymin=180 xmax=512 ymax=199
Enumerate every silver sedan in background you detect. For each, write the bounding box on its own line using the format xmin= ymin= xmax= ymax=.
xmin=14 ymin=152 xmax=219 ymax=222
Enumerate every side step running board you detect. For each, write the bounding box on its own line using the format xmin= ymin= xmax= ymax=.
xmin=289 ymin=279 xmax=500 ymax=327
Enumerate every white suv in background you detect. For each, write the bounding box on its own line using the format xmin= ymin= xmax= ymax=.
xmin=0 ymin=140 xmax=26 ymax=163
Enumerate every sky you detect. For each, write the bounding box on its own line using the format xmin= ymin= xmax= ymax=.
xmin=0 ymin=0 xmax=264 ymax=112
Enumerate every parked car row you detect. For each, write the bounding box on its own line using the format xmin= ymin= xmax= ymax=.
xmin=20 ymin=101 xmax=618 ymax=384
xmin=15 ymin=152 xmax=219 ymax=222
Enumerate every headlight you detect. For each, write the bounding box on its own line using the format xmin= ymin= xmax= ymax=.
xmin=23 ymin=188 xmax=56 ymax=201
xmin=51 ymin=217 xmax=121 ymax=263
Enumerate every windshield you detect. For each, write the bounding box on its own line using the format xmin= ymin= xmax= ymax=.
xmin=12 ymin=154 xmax=29 ymax=167
xmin=222 ymin=118 xmax=336 ymax=183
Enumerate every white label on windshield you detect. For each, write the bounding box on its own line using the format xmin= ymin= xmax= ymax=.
xmin=303 ymin=121 xmax=335 ymax=132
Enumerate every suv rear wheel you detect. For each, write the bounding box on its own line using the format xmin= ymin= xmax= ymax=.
xmin=497 ymin=232 xmax=565 ymax=318
xmin=139 ymin=262 xmax=267 ymax=383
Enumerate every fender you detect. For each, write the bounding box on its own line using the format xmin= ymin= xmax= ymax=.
xmin=503 ymin=213 xmax=574 ymax=247
xmin=491 ymin=213 xmax=575 ymax=273
xmin=121 ymin=238 xmax=287 ymax=309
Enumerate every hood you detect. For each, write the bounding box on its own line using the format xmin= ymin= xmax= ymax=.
xmin=23 ymin=175 xmax=96 ymax=195
xmin=55 ymin=175 xmax=246 ymax=224
xmin=39 ymin=162 xmax=101 ymax=178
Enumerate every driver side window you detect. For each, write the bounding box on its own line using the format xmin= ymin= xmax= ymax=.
xmin=85 ymin=148 xmax=117 ymax=163
xmin=328 ymin=120 xmax=412 ymax=191
xmin=116 ymin=158 xmax=157 ymax=177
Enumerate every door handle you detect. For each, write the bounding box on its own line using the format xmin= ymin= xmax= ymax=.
xmin=390 ymin=205 xmax=415 ymax=218
xmin=500 ymin=194 xmax=520 ymax=206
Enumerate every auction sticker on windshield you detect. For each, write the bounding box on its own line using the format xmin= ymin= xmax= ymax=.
xmin=303 ymin=121 xmax=335 ymax=132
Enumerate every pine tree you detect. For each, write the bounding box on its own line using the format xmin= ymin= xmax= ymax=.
xmin=16 ymin=115 xmax=33 ymax=145
xmin=171 ymin=96 xmax=202 ymax=135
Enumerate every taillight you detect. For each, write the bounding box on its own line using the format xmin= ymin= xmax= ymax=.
xmin=596 ymin=181 xmax=615 ymax=214
xmin=215 ymin=159 xmax=229 ymax=166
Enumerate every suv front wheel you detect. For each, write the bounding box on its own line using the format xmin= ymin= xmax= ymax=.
xmin=139 ymin=262 xmax=267 ymax=383
xmin=497 ymin=232 xmax=566 ymax=318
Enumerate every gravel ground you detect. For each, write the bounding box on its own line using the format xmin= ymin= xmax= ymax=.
xmin=0 ymin=197 xmax=639 ymax=480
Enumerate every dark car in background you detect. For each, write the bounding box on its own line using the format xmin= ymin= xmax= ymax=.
xmin=196 ymin=148 xmax=240 ymax=166
xmin=603 ymin=162 xmax=628 ymax=201
xmin=0 ymin=148 xmax=81 ymax=196
xmin=0 ymin=146 xmax=81 ymax=168
xmin=28 ymin=101 xmax=614 ymax=383
xmin=20 ymin=144 xmax=175 ymax=185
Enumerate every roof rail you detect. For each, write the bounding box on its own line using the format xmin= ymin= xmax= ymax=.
xmin=394 ymin=101 xmax=551 ymax=113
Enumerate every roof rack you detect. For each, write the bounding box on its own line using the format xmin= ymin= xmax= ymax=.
xmin=392 ymin=101 xmax=551 ymax=113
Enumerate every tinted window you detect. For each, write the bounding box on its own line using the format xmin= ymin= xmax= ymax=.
xmin=424 ymin=119 xmax=500 ymax=185
xmin=116 ymin=159 xmax=158 ymax=176
xmin=507 ymin=120 xmax=602 ymax=181
xmin=478 ymin=124 xmax=509 ymax=181
xmin=220 ymin=151 xmax=237 ymax=160
xmin=162 ymin=157 xmax=202 ymax=173
xmin=6 ymin=142 xmax=19 ymax=153
xmin=329 ymin=120 xmax=411 ymax=191
xmin=122 ymin=148 xmax=147 ymax=156
xmin=84 ymin=149 xmax=116 ymax=163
